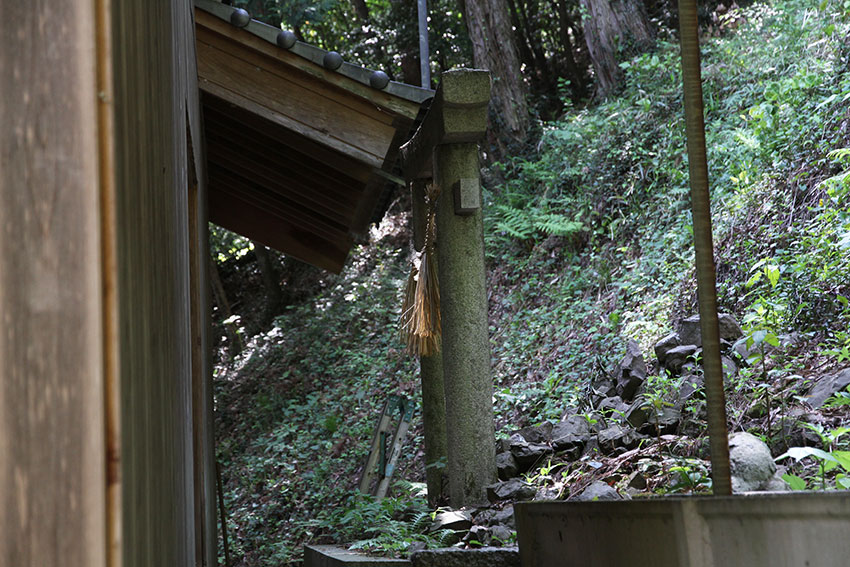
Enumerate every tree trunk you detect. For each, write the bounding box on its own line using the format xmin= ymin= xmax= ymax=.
xmin=252 ymin=241 xmax=283 ymax=329
xmin=462 ymin=0 xmax=530 ymax=153
xmin=350 ymin=0 xmax=390 ymax=73
xmin=209 ymin=254 xmax=243 ymax=357
xmin=553 ymin=0 xmax=586 ymax=97
xmin=581 ymin=0 xmax=654 ymax=98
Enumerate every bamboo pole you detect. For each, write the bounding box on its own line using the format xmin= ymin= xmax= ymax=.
xmin=678 ymin=0 xmax=733 ymax=496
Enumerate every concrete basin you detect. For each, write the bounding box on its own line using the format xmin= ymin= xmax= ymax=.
xmin=515 ymin=492 xmax=850 ymax=567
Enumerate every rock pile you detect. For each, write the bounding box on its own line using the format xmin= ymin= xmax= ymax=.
xmin=427 ymin=313 xmax=809 ymax=550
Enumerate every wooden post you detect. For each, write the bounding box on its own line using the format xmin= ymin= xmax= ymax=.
xmin=1 ymin=3 xmax=107 ymax=566
xmin=401 ymin=69 xmax=495 ymax=506
xmin=411 ymin=181 xmax=448 ymax=505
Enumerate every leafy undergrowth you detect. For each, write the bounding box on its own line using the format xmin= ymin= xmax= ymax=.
xmin=214 ymin=2 xmax=850 ymax=565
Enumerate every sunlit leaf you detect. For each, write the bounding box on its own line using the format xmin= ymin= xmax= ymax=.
xmin=782 ymin=473 xmax=807 ymax=491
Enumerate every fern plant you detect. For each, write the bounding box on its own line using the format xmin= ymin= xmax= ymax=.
xmin=491 ymin=204 xmax=584 ymax=244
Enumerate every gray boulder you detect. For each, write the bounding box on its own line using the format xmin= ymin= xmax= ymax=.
xmin=721 ymin=355 xmax=739 ymax=382
xmin=625 ymin=401 xmax=650 ymax=429
xmin=762 ymin=470 xmax=791 ymax=492
xmin=597 ymin=424 xmax=644 ymax=453
xmin=807 ymin=368 xmax=850 ymax=408
xmin=628 ymin=400 xmax=680 ymax=434
xmin=720 ymin=314 xmax=745 ymax=341
xmin=677 ymin=373 xmax=705 ymax=403
xmin=508 ymin=434 xmax=552 ymax=468
xmin=551 ymin=414 xmax=593 ymax=451
xmin=729 ymin=431 xmax=777 ymax=492
xmin=534 ymin=486 xmax=561 ymax=500
xmin=678 ymin=315 xmax=703 ymax=347
xmin=496 ymin=451 xmax=519 ymax=480
xmin=590 ymin=377 xmax=618 ymax=399
xmin=571 ymin=480 xmax=622 ymax=501
xmin=640 ymin=406 xmax=681 ymax=436
xmin=677 ymin=313 xmax=744 ymax=347
xmin=488 ymin=525 xmax=514 ymax=545
xmin=463 ymin=525 xmax=490 ymax=545
xmin=664 ymin=344 xmax=699 ymax=374
xmin=516 ymin=421 xmax=553 ymax=444
xmin=655 ymin=332 xmax=682 ymax=366
xmin=490 ymin=505 xmax=516 ymax=529
xmin=430 ymin=510 xmax=472 ymax=532
xmin=598 ymin=395 xmax=629 ymax=415
xmin=486 ymin=479 xmax=536 ymax=502
xmin=616 ymin=339 xmax=647 ymax=401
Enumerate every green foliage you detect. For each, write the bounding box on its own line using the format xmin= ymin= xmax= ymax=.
xmin=490 ymin=204 xmax=584 ymax=244
xmin=776 ymin=445 xmax=850 ymax=491
xmin=215 ymin=2 xmax=850 ymax=563
xmin=824 ymin=386 xmax=850 ymax=408
xmin=667 ymin=458 xmax=713 ymax=494
xmin=210 ymin=224 xmax=253 ymax=263
xmin=238 ymin=0 xmax=471 ymax=83
xmin=776 ymin=425 xmax=850 ymax=490
xmin=481 ymin=0 xmax=850 ymax=440
xmin=215 ymin=233 xmax=421 ymax=565
xmin=311 ymin=483 xmax=448 ymax=555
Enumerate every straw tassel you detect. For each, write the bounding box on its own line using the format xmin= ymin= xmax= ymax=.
xmin=400 ymin=183 xmax=441 ymax=356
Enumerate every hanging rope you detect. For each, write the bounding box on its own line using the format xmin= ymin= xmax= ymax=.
xmin=400 ymin=183 xmax=441 ymax=356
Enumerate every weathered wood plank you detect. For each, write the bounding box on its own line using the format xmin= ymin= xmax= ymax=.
xmin=0 ymin=3 xmax=107 ymax=567
xmin=195 ymin=8 xmax=425 ymax=121
xmin=209 ymin=191 xmax=350 ymax=273
xmin=205 ymin=127 xmax=360 ymax=224
xmin=196 ymin=39 xmax=394 ymax=168
xmin=110 ymin=1 xmax=197 ymax=565
xmin=204 ymin=118 xmax=364 ymax=203
xmin=202 ymin=92 xmax=374 ymax=184
xmin=201 ymin=76 xmax=384 ymax=169
xmin=208 ymin=163 xmax=352 ymax=243
xmin=198 ymin=19 xmax=400 ymax=126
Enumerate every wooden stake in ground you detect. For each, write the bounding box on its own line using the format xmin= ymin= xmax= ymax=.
xmin=677 ymin=0 xmax=733 ymax=496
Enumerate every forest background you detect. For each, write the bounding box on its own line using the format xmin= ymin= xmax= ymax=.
xmin=210 ymin=1 xmax=850 ymax=565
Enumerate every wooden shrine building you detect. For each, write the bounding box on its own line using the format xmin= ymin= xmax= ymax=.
xmin=0 ymin=1 xmax=432 ymax=565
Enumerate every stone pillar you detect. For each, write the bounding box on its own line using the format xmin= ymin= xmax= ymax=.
xmin=400 ymin=69 xmax=495 ymax=507
xmin=435 ymin=141 xmax=496 ymax=507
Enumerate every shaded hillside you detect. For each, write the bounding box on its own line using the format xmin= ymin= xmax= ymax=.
xmin=212 ymin=2 xmax=850 ymax=564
